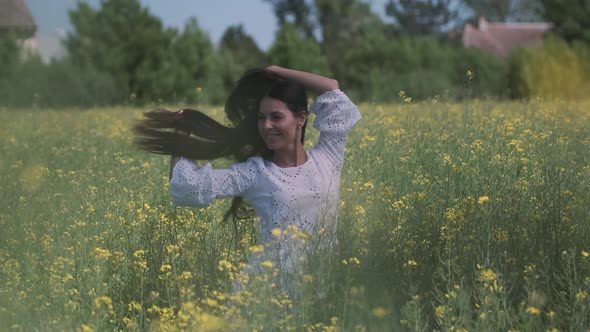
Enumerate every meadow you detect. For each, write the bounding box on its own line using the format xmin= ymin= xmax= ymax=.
xmin=0 ymin=97 xmax=589 ymax=331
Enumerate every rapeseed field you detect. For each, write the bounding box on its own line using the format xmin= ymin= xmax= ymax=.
xmin=1 ymin=99 xmax=589 ymax=331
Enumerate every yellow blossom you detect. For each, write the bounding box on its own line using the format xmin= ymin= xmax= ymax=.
xmin=478 ymin=196 xmax=490 ymax=204
xmin=526 ymin=306 xmax=541 ymax=315
xmin=355 ymin=205 xmax=366 ymax=215
xmin=261 ymin=260 xmax=273 ymax=268
xmin=372 ymin=306 xmax=388 ymax=318
xmin=480 ymin=269 xmax=497 ymax=282
xmin=271 ymin=228 xmax=282 ymax=237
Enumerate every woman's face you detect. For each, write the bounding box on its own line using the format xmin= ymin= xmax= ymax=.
xmin=257 ymin=96 xmax=306 ymax=151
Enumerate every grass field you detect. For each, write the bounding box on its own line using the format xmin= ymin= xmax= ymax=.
xmin=1 ymin=99 xmax=589 ymax=331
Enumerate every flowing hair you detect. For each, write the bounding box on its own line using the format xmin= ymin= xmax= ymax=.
xmin=133 ymin=68 xmax=308 ymax=237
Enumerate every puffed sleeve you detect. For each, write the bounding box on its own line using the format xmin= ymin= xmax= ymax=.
xmin=169 ymin=157 xmax=258 ymax=208
xmin=309 ymin=89 xmax=361 ymax=165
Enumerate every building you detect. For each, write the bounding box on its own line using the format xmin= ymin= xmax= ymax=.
xmin=0 ymin=0 xmax=36 ymax=37
xmin=463 ymin=17 xmax=552 ymax=57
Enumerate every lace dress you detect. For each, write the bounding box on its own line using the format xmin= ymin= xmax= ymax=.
xmin=169 ymin=89 xmax=361 ymax=295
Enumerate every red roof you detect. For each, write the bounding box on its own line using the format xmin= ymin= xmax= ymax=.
xmin=463 ymin=17 xmax=551 ymax=57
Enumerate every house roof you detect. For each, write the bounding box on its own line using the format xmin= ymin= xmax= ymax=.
xmin=0 ymin=0 xmax=36 ymax=35
xmin=463 ymin=17 xmax=551 ymax=57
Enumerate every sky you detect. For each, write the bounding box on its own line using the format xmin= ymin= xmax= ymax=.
xmin=26 ymin=0 xmax=389 ymax=61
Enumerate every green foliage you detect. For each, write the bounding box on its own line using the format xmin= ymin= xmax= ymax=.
xmin=268 ymin=24 xmax=331 ymax=77
xmin=342 ymin=32 xmax=508 ymax=101
xmin=0 ymin=45 xmax=121 ymax=108
xmin=65 ymin=0 xmax=178 ymax=102
xmin=220 ymin=24 xmax=268 ymax=72
xmin=540 ymin=0 xmax=590 ymax=43
xmin=508 ymin=36 xmax=590 ymax=99
xmin=385 ymin=0 xmax=460 ymax=35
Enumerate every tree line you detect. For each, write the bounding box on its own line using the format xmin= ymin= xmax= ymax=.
xmin=1 ymin=0 xmax=589 ymax=108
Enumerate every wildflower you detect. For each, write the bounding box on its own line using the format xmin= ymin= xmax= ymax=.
xmin=249 ymin=245 xmax=264 ymax=253
xmin=160 ymin=264 xmax=172 ymax=273
xmin=94 ymin=296 xmax=113 ymax=310
xmin=81 ymin=324 xmax=94 ymax=332
xmin=94 ymin=248 xmax=112 ymax=260
xmin=582 ymin=250 xmax=589 ymax=257
xmin=355 ymin=205 xmax=366 ymax=215
xmin=466 ymin=69 xmax=473 ymax=80
xmin=575 ymin=291 xmax=587 ymax=300
xmin=478 ymin=196 xmax=490 ymax=204
xmin=271 ymin=228 xmax=282 ymax=238
xmin=405 ymin=260 xmax=418 ymax=267
xmin=435 ymin=305 xmax=449 ymax=319
xmin=480 ymin=269 xmax=497 ymax=282
xmin=261 ymin=260 xmax=273 ymax=268
xmin=372 ymin=306 xmax=388 ymax=318
xmin=526 ymin=306 xmax=541 ymax=315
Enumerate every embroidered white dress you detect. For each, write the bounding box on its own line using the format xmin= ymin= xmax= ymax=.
xmin=170 ymin=89 xmax=361 ymax=293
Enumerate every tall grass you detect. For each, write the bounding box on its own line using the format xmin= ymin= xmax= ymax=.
xmin=1 ymin=99 xmax=589 ymax=331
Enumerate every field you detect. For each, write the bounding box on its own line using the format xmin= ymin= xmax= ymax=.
xmin=1 ymin=99 xmax=589 ymax=331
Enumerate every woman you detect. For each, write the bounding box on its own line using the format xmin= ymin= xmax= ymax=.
xmin=134 ymin=66 xmax=361 ymax=296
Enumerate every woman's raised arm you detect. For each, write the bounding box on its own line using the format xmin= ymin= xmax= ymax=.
xmin=265 ymin=65 xmax=339 ymax=95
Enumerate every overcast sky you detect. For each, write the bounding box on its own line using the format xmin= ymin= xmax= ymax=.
xmin=26 ymin=0 xmax=389 ymax=61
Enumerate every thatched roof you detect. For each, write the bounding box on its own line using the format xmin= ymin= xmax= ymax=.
xmin=463 ymin=17 xmax=551 ymax=57
xmin=0 ymin=0 xmax=36 ymax=36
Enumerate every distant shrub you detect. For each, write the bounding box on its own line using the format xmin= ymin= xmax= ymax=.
xmin=508 ymin=36 xmax=590 ymax=100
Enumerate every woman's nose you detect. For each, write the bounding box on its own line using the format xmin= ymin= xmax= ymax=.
xmin=261 ymin=118 xmax=272 ymax=129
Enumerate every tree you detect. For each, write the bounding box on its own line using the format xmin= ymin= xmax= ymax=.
xmin=268 ymin=24 xmax=331 ymax=76
xmin=462 ymin=0 xmax=542 ymax=22
xmin=220 ymin=24 xmax=268 ymax=71
xmin=64 ymin=0 xmax=178 ymax=102
xmin=262 ymin=0 xmax=317 ymax=39
xmin=539 ymin=0 xmax=590 ymax=43
xmin=385 ymin=0 xmax=461 ymax=35
xmin=314 ymin=0 xmax=385 ymax=78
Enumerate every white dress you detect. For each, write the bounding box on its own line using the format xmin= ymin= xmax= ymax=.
xmin=170 ymin=89 xmax=361 ymax=293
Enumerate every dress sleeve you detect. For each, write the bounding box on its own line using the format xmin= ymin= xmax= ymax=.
xmin=309 ymin=89 xmax=361 ymax=166
xmin=169 ymin=157 xmax=258 ymax=208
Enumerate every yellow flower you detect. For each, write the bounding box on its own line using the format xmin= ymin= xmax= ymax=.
xmin=271 ymin=228 xmax=282 ymax=237
xmin=405 ymin=260 xmax=418 ymax=267
xmin=94 ymin=296 xmax=113 ymax=310
xmin=160 ymin=264 xmax=172 ymax=273
xmin=478 ymin=196 xmax=490 ymax=204
xmin=81 ymin=324 xmax=94 ymax=332
xmin=435 ymin=305 xmax=448 ymax=318
xmin=94 ymin=247 xmax=112 ymax=260
xmin=575 ymin=291 xmax=587 ymax=300
xmin=371 ymin=306 xmax=388 ymax=318
xmin=249 ymin=245 xmax=264 ymax=253
xmin=480 ymin=269 xmax=497 ymax=282
xmin=355 ymin=205 xmax=366 ymax=215
xmin=261 ymin=260 xmax=273 ymax=268
xmin=526 ymin=306 xmax=541 ymax=315
xmin=582 ymin=250 xmax=589 ymax=257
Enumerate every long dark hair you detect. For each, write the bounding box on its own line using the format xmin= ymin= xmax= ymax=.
xmin=133 ymin=68 xmax=308 ymax=233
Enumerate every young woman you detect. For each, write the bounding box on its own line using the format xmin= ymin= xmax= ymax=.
xmin=134 ymin=66 xmax=361 ymax=296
